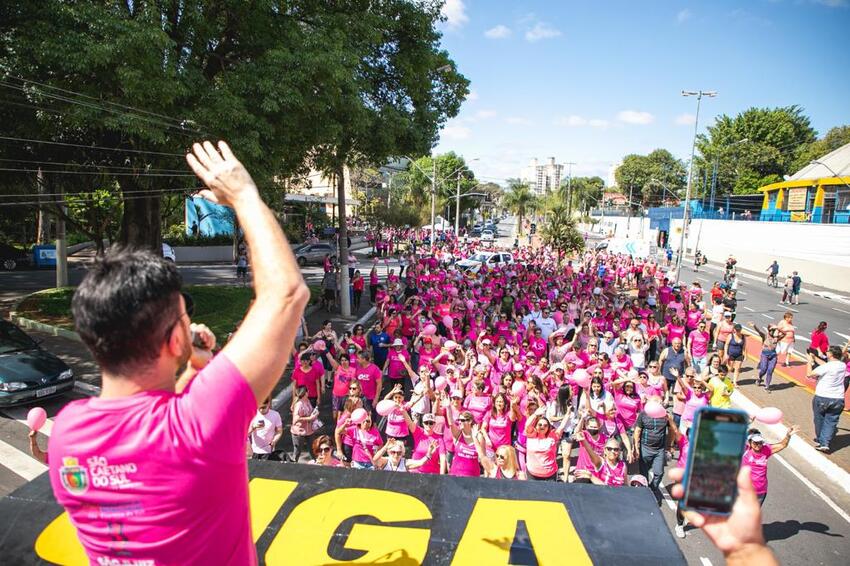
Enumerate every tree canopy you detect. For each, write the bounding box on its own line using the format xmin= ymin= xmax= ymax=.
xmin=0 ymin=0 xmax=467 ymax=249
xmin=614 ymin=149 xmax=686 ymax=206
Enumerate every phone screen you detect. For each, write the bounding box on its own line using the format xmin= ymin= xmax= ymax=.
xmin=681 ymin=407 xmax=748 ymax=515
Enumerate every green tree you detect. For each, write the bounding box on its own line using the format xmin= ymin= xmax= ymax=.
xmin=558 ymin=176 xmax=604 ymax=213
xmin=615 ymin=150 xmax=686 ymax=206
xmin=402 ymin=153 xmax=477 ymax=224
xmin=789 ymin=125 xmax=850 ymax=172
xmin=541 ymin=203 xmax=584 ymax=264
xmin=502 ymin=180 xmax=537 ymax=235
xmin=695 ymin=106 xmax=817 ymax=195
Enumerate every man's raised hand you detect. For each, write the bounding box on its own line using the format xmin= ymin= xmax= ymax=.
xmin=186 ymin=141 xmax=258 ymax=208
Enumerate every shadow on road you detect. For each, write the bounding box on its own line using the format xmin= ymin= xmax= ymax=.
xmin=763 ymin=519 xmax=843 ymax=542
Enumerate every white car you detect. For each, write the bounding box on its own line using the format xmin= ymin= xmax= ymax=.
xmin=162 ymin=243 xmax=176 ymax=262
xmin=455 ymin=251 xmax=514 ymax=274
xmin=480 ymin=229 xmax=495 ymax=244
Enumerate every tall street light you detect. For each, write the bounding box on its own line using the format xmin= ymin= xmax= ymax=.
xmin=675 ymin=89 xmax=716 ymax=286
xmin=455 ymin=158 xmax=480 ymax=235
xmin=811 ymin=160 xmax=850 ymax=191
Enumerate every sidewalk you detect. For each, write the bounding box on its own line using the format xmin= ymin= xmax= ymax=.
xmin=736 ymin=329 xmax=850 ymax=475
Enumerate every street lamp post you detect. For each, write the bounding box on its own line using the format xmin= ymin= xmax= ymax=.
xmin=675 ymin=89 xmax=716 ymax=286
xmin=454 ymin=158 xmax=480 ymax=236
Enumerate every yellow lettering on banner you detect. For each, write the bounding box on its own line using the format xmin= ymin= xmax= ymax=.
xmin=265 ymin=488 xmax=432 ymax=564
xmin=249 ymin=478 xmax=298 ymax=542
xmin=34 ymin=512 xmax=87 ymax=565
xmin=451 ymin=499 xmax=592 ymax=566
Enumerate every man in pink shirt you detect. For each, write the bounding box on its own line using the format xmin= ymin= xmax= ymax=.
xmin=48 ymin=141 xmax=310 ymax=565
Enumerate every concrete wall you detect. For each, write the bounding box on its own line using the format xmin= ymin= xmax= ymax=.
xmin=174 ymin=246 xmax=233 ymax=263
xmin=585 ymin=214 xmax=850 ymax=293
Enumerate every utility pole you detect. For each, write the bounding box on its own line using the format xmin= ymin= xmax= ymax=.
xmin=36 ymin=168 xmax=49 ymax=244
xmin=564 ymin=162 xmax=576 ymax=216
xmin=676 ymin=89 xmax=716 ymax=286
xmin=429 ymin=158 xmax=437 ymax=247
xmin=336 ymin=167 xmax=351 ymax=317
xmin=55 ymin=183 xmax=68 ymax=288
xmin=455 ymin=172 xmax=461 ymax=236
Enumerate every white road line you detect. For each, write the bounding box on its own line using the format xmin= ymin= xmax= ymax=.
xmin=743 ymin=306 xmax=754 ymax=312
xmin=659 ymin=484 xmax=677 ymax=510
xmin=0 ymin=438 xmax=47 ymax=481
xmin=778 ymin=305 xmax=799 ymax=313
xmin=774 ymin=454 xmax=850 ymax=525
xmin=760 ymin=314 xmax=773 ymax=320
xmin=699 ymin=558 xmax=713 ymax=566
xmin=832 ymin=307 xmax=850 ymax=315
xmin=796 ymin=335 xmax=811 ymax=343
xmin=737 ymin=291 xmax=747 ymax=295
xmin=0 ymin=407 xmax=53 ymax=437
xmin=835 ymin=331 xmax=850 ymax=341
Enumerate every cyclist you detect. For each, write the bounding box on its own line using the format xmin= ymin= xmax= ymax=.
xmin=766 ymin=260 xmax=779 ymax=287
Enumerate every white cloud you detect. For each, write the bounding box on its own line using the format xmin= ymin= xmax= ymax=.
xmin=474 ymin=109 xmax=497 ymax=120
xmin=676 ymin=9 xmax=692 ymax=23
xmin=675 ymin=113 xmax=696 ymax=126
xmin=505 ymin=116 xmax=533 ymax=126
xmin=467 ymin=90 xmax=479 ymax=102
xmin=525 ymin=22 xmax=562 ymax=42
xmin=617 ymin=110 xmax=655 ymax=125
xmin=441 ymin=0 xmax=469 ymax=30
xmin=485 ymin=24 xmax=512 ymax=39
xmin=441 ymin=123 xmax=471 ymax=140
xmin=555 ymin=115 xmax=609 ymax=128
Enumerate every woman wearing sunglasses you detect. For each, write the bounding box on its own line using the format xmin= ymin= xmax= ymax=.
xmin=524 ymin=405 xmax=571 ymax=481
xmin=335 ymin=408 xmax=383 ymax=470
xmin=326 ymin=350 xmax=357 ymax=421
xmin=311 ymin=435 xmax=342 ymax=467
xmin=473 ymin=426 xmax=526 ymax=480
xmin=370 ymin=438 xmax=438 ymax=472
xmin=446 ymin=409 xmax=482 ymax=477
xmin=575 ymin=430 xmax=627 ymax=487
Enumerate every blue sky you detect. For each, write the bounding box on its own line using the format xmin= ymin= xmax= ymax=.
xmin=433 ymin=0 xmax=850 ymax=185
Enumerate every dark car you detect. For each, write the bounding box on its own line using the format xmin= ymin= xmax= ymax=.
xmin=0 ymin=320 xmax=74 ymax=406
xmin=0 ymin=242 xmax=29 ymax=271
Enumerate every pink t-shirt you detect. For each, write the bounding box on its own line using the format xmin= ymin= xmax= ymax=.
xmin=48 ymin=354 xmax=257 ymax=565
xmin=410 ymin=427 xmax=445 ymax=474
xmin=355 ymin=363 xmax=382 ymax=400
xmin=593 ymin=459 xmax=627 ymax=486
xmin=526 ymin=431 xmax=560 ymax=478
xmin=681 ymin=388 xmax=709 ymax=424
xmin=463 ymin=394 xmax=493 ymax=424
xmin=742 ymin=445 xmax=773 ymax=495
xmin=689 ymin=330 xmax=710 ymax=358
xmin=346 ymin=425 xmax=383 ymax=464
xmin=576 ymin=431 xmax=607 ymax=473
xmin=614 ymin=391 xmax=642 ymax=429
xmin=484 ymin=412 xmax=513 ymax=449
xmin=385 ymin=405 xmax=410 ymax=438
xmin=332 ymin=364 xmax=356 ymax=397
xmin=292 ymin=364 xmax=322 ymax=398
xmin=450 ymin=434 xmax=481 ymax=477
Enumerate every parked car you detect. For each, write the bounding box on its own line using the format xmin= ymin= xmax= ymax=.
xmin=480 ymin=229 xmax=495 ymax=244
xmin=0 ymin=243 xmax=29 ymax=271
xmin=455 ymin=251 xmax=514 ymax=274
xmin=295 ymin=242 xmax=336 ymax=266
xmin=162 ymin=243 xmax=176 ymax=262
xmin=0 ymin=320 xmax=74 ymax=406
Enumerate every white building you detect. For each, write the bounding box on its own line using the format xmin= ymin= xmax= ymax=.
xmin=521 ymin=157 xmax=563 ymax=196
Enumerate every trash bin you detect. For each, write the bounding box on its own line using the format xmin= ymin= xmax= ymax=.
xmin=32 ymin=245 xmax=57 ymax=268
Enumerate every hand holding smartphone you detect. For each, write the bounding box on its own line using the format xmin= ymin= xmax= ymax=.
xmin=680 ymin=406 xmax=749 ymax=515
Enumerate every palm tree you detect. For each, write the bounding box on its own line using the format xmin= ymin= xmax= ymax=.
xmin=502 ymin=180 xmax=537 ymax=235
xmin=541 ymin=203 xmax=584 ymax=264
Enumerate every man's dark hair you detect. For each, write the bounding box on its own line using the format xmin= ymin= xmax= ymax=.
xmin=828 ymin=345 xmax=843 ymax=360
xmin=72 ymin=247 xmax=182 ymax=375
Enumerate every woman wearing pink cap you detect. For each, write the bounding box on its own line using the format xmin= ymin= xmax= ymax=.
xmin=524 ymin=405 xmax=571 ymax=481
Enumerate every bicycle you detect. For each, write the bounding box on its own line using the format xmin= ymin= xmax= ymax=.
xmin=766 ymin=273 xmax=778 ymax=288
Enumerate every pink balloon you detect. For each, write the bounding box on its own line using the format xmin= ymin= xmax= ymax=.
xmin=644 ymin=401 xmax=667 ymax=419
xmin=435 ymin=375 xmax=447 ymax=390
xmin=756 ymin=406 xmax=783 ymax=425
xmin=444 ymin=340 xmax=458 ymax=350
xmin=423 ymin=324 xmax=437 ymax=336
xmin=350 ymin=407 xmax=368 ymax=425
xmin=376 ymin=400 xmax=397 ymax=417
xmin=511 ymin=380 xmax=526 ymax=397
xmin=466 ymin=300 xmax=475 ymax=311
xmin=27 ymin=407 xmax=47 ymax=431
xmin=442 ymin=315 xmax=454 ymax=328
xmin=571 ymin=368 xmax=591 ymax=389
xmin=313 ymin=340 xmax=326 ymax=352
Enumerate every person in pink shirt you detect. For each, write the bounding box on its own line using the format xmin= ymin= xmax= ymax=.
xmin=482 ymin=393 xmax=518 ymax=450
xmin=337 ymin=409 xmax=383 ymax=469
xmin=409 ymin=414 xmax=447 ymax=474
xmin=446 ymin=409 xmax=482 ymax=477
xmin=326 ymin=351 xmax=357 ymax=420
xmin=311 ymin=435 xmax=343 ymax=467
xmin=687 ymin=320 xmax=711 ymax=374
xmin=354 ymin=351 xmax=382 ymax=404
xmin=291 ymin=352 xmax=323 ymax=408
xmin=743 ymin=426 xmax=797 ymax=506
xmin=576 ymin=431 xmax=627 ymax=487
xmin=572 ymin=415 xmax=608 ymax=483
xmin=675 ymin=371 xmax=710 ymax=429
xmin=524 ymin=406 xmax=571 ymax=480
xmin=463 ymin=380 xmax=494 ymax=424
xmin=48 ymin=142 xmax=310 ymax=565
xmin=382 ymin=383 xmax=414 ymax=444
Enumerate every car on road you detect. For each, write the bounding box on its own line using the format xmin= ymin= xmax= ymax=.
xmin=0 ymin=320 xmax=74 ymax=406
xmin=294 ymin=242 xmax=336 ymax=266
xmin=0 ymin=243 xmax=30 ymax=271
xmin=480 ymin=229 xmax=495 ymax=244
xmin=162 ymin=243 xmax=176 ymax=262
xmin=455 ymin=251 xmax=514 ymax=274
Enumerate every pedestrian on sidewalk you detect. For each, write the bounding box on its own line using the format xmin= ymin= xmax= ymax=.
xmin=749 ymin=322 xmax=786 ymax=393
xmin=807 ymin=345 xmax=848 ymax=453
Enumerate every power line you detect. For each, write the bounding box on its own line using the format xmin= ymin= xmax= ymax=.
xmin=0 ymin=166 xmax=196 ymax=177
xmin=0 ymin=157 xmax=188 ymax=173
xmin=0 ymin=135 xmax=186 ymax=157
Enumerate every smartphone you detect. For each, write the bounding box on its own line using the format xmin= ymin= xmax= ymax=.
xmin=680 ymin=407 xmax=749 ymax=515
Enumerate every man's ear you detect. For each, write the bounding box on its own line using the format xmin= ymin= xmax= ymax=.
xmin=165 ymin=322 xmax=186 ymax=358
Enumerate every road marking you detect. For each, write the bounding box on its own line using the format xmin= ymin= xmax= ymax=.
xmin=796 ymin=335 xmax=811 ymax=343
xmin=0 ymin=407 xmax=53 ymax=437
xmin=777 ymin=305 xmax=798 ymax=313
xmin=832 ymin=307 xmax=850 ymax=315
xmin=835 ymin=332 xmax=850 ymax=341
xmin=737 ymin=291 xmax=747 ymax=295
xmin=760 ymin=314 xmax=773 ymax=320
xmin=0 ymin=438 xmax=47 ymax=481
xmin=699 ymin=558 xmax=713 ymax=566
xmin=742 ymin=306 xmax=754 ymax=312
xmin=774 ymin=454 xmax=850 ymax=525
xmin=659 ymin=484 xmax=677 ymax=510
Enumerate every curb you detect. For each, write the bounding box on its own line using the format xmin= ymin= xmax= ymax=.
xmin=730 ymin=389 xmax=850 ymax=501
xmin=74 ymin=382 xmax=101 ymax=396
xmin=272 ymin=306 xmax=377 ymax=412
xmin=13 ymin=316 xmax=82 ymax=343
